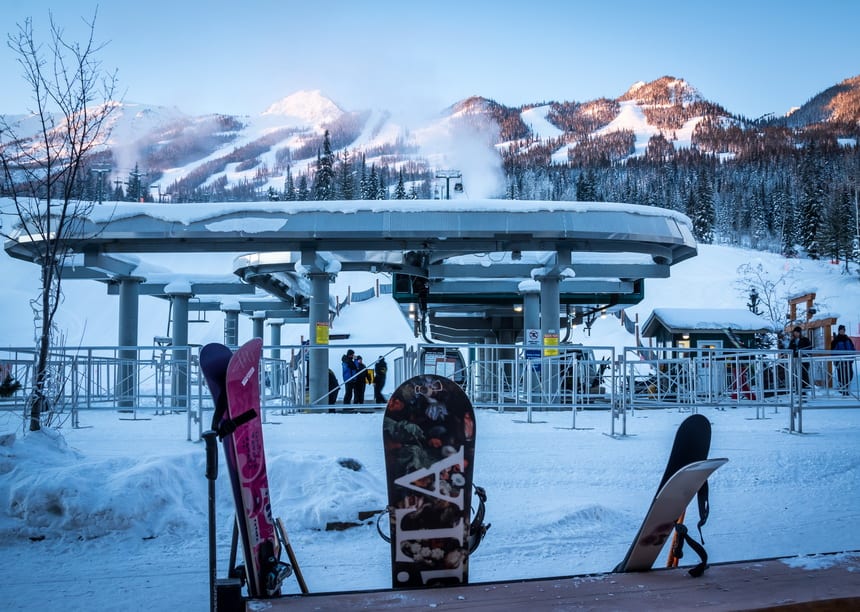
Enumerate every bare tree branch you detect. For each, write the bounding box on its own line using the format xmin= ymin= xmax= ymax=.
xmin=0 ymin=10 xmax=118 ymax=431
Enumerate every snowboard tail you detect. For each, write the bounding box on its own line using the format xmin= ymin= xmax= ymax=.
xmin=615 ymin=414 xmax=726 ymax=576
xmin=382 ymin=375 xmax=478 ymax=588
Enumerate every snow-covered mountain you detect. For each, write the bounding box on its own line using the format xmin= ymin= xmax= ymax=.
xmin=785 ymin=74 xmax=860 ymax=126
xmin=2 ymin=74 xmax=858 ymax=201
xmin=260 ymin=89 xmax=345 ymax=125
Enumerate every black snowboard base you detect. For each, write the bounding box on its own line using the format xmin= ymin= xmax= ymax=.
xmin=382 ymin=374 xmax=477 ymax=588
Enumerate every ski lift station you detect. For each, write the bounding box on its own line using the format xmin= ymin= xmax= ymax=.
xmin=4 ymin=198 xmax=697 ymax=414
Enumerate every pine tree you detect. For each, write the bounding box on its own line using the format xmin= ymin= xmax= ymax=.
xmin=127 ymin=163 xmax=144 ymax=202
xmin=297 ymin=175 xmax=310 ymax=200
xmin=394 ymin=169 xmax=406 ymax=199
xmin=337 ymin=148 xmax=354 ymax=200
xmin=283 ymin=166 xmax=295 ymax=201
xmin=312 ymin=130 xmax=336 ymax=201
xmin=798 ymin=142 xmax=826 ymax=259
xmin=751 ymin=180 xmax=768 ymax=249
xmin=377 ymin=169 xmax=387 ymax=199
xmin=364 ymin=164 xmax=378 ymax=200
xmin=774 ymin=178 xmax=798 ymax=256
xmin=112 ymin=180 xmax=125 ymax=201
xmin=575 ymin=169 xmax=597 ymax=201
xmin=852 ymin=189 xmax=860 ymax=268
xmin=820 ymin=186 xmax=855 ymax=267
xmin=692 ymin=166 xmax=715 ymax=243
xmin=358 ymin=155 xmax=371 ymax=200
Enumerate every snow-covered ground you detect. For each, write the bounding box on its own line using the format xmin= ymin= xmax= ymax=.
xmin=2 ymin=404 xmax=859 ymax=611
xmin=2 ymin=240 xmax=860 ymax=611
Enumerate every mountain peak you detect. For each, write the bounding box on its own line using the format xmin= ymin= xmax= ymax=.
xmin=261 ymin=90 xmax=344 ymax=126
xmin=784 ymin=73 xmax=860 ymax=127
xmin=447 ymin=95 xmax=495 ymax=116
xmin=619 ymin=76 xmax=703 ymax=106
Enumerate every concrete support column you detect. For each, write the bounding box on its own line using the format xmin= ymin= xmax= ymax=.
xmin=539 ymin=248 xmax=571 ymax=347
xmin=169 ymin=291 xmax=191 ymax=408
xmin=117 ymin=277 xmax=143 ymax=408
xmin=251 ymin=311 xmax=266 ymax=341
xmin=522 ymin=291 xmax=540 ymax=337
xmin=520 ymin=284 xmax=542 ymax=402
xmin=537 ymin=275 xmax=562 ymax=406
xmin=268 ymin=320 xmax=283 ymax=358
xmin=539 ymin=276 xmax=561 ymax=350
xmin=308 ymin=271 xmax=331 ymax=407
xmin=536 ymin=250 xmax=568 ymax=406
xmin=268 ymin=319 xmax=284 ymax=395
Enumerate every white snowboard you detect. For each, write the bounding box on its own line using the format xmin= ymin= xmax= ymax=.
xmin=617 ymin=457 xmax=728 ymax=572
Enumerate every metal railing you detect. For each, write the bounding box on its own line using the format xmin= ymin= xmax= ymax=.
xmin=2 ymin=342 xmax=857 ymax=439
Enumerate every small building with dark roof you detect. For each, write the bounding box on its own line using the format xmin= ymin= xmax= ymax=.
xmin=641 ymin=308 xmax=776 ymax=349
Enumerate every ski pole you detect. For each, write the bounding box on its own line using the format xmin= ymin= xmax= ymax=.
xmin=203 ymin=430 xmax=218 ymax=612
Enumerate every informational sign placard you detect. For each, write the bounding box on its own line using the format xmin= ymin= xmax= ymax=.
xmin=526 ymin=328 xmax=541 ymax=359
xmin=543 ymin=331 xmax=559 ymax=356
xmin=315 ymin=322 xmax=330 ymax=345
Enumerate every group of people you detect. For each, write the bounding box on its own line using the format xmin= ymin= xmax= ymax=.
xmin=787 ymin=324 xmax=855 ymax=394
xmin=337 ymin=349 xmax=388 ymax=405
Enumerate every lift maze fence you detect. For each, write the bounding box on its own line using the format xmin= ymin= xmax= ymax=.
xmin=2 ymin=342 xmax=858 ymax=440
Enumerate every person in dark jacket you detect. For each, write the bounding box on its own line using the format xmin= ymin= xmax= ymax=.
xmin=327 ymin=369 xmax=340 ymax=405
xmin=373 ymin=356 xmax=388 ymax=403
xmin=352 ymin=355 xmax=371 ymax=404
xmin=788 ymin=326 xmax=812 ymax=391
xmin=341 ymin=349 xmax=357 ymax=404
xmin=831 ymin=324 xmax=856 ymax=395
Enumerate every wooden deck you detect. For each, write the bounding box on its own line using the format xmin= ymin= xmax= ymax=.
xmin=247 ymin=553 xmax=860 ymax=611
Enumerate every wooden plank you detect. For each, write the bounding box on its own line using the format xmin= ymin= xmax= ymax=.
xmin=249 ymin=553 xmax=860 ymax=611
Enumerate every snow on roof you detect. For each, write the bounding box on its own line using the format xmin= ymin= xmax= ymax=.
xmin=67 ymin=198 xmax=693 ymax=226
xmin=646 ymin=307 xmax=776 ymax=333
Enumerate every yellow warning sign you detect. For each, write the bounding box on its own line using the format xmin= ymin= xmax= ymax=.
xmin=315 ymin=322 xmax=330 ymax=345
xmin=543 ymin=332 xmax=559 ymax=356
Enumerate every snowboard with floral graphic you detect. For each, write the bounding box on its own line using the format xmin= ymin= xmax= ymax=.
xmin=382 ymin=374 xmax=476 ymax=588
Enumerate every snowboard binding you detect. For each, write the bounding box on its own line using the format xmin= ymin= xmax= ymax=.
xmin=263 ymin=560 xmax=293 ymax=597
xmin=376 ymin=482 xmax=491 ymax=554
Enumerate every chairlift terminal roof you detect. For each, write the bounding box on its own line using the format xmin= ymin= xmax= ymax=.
xmin=4 ymin=199 xmax=698 ymax=340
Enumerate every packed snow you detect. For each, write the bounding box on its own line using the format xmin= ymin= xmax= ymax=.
xmin=2 ymin=241 xmax=860 ymax=611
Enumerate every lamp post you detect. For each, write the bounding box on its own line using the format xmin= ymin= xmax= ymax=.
xmin=747 ymin=287 xmax=760 ymax=315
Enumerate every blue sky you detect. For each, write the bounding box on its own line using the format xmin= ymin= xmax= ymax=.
xmin=1 ymin=0 xmax=858 ymax=120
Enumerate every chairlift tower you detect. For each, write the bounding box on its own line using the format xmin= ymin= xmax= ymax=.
xmin=435 ymin=170 xmax=462 ymax=200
